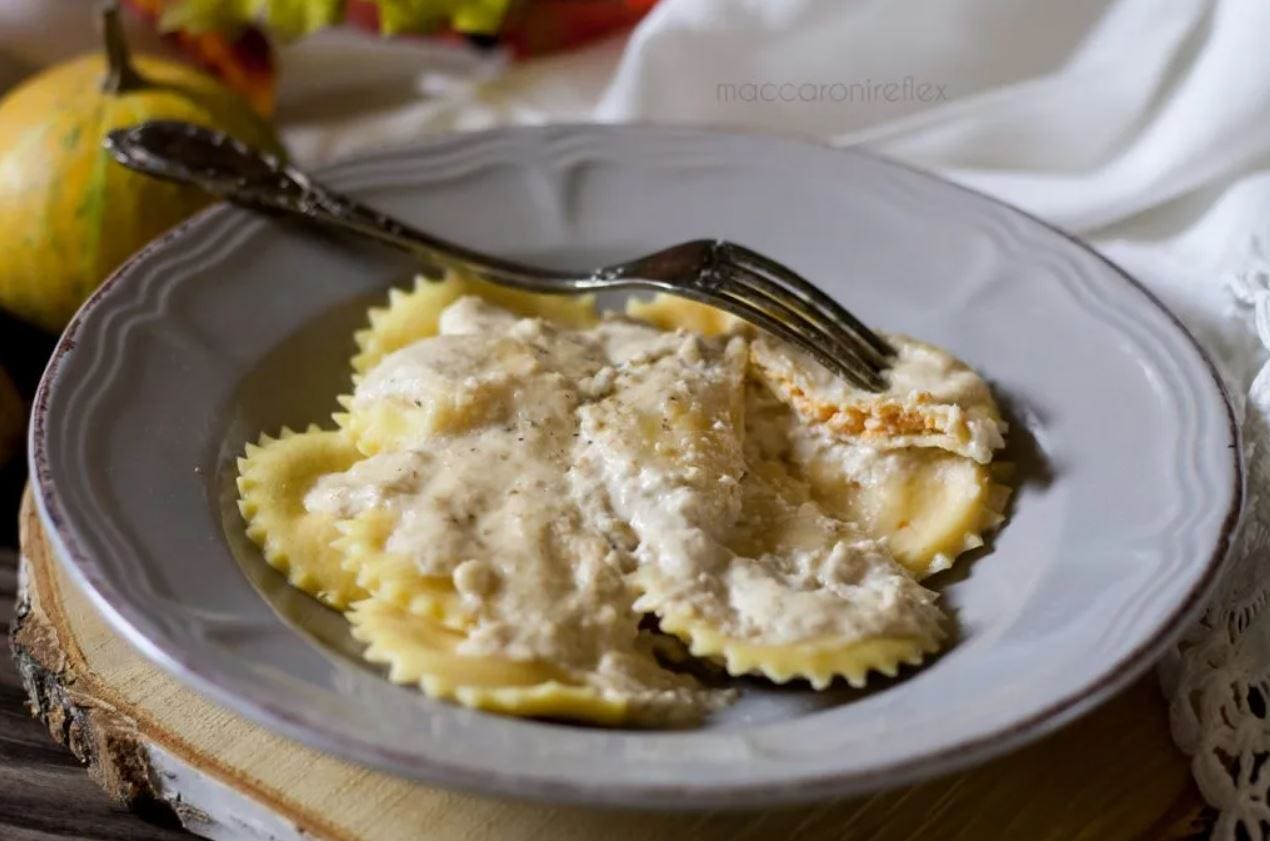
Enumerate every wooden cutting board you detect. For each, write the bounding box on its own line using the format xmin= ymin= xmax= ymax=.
xmin=10 ymin=490 xmax=1213 ymax=840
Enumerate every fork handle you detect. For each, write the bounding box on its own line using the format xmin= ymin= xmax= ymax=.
xmin=104 ymin=120 xmax=588 ymax=291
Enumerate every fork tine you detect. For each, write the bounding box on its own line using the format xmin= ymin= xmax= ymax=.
xmin=720 ymin=243 xmax=896 ymax=360
xmin=708 ymin=262 xmax=890 ymax=388
xmin=648 ymin=282 xmax=880 ymax=389
xmin=675 ymin=277 xmax=885 ymax=391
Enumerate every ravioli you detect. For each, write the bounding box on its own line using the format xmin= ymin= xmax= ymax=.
xmin=795 ymin=442 xmax=1010 ymax=578
xmin=637 ymin=582 xmax=940 ymax=690
xmin=750 ymin=334 xmax=1005 ymax=464
xmin=329 ymin=508 xmax=467 ymax=627
xmin=349 ymin=273 xmax=597 ymax=378
xmin=649 ymin=294 xmax=1011 ymax=580
xmin=236 ymin=272 xmax=1009 ymax=725
xmin=743 ymin=378 xmax=1010 ymax=579
xmin=347 ymin=598 xmax=633 ymax=725
xmin=571 ymin=342 xmax=946 ymax=684
xmin=236 ymin=426 xmax=368 ymax=610
xmin=625 ymin=293 xmax=744 ymax=336
xmin=325 ymin=298 xmax=729 ymax=725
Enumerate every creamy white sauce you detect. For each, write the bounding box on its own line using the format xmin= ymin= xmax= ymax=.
xmin=305 ymin=297 xmax=987 ymax=721
xmin=572 ymin=350 xmax=941 ymax=645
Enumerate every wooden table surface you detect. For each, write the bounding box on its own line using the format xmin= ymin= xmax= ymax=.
xmin=1 ymin=548 xmax=191 ymax=840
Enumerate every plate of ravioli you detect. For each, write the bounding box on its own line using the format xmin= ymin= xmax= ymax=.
xmin=241 ymin=278 xmax=1008 ymax=725
xmin=32 ymin=125 xmax=1240 ymax=807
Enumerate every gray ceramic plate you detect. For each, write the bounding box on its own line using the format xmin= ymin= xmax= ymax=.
xmin=31 ymin=125 xmax=1241 ymax=809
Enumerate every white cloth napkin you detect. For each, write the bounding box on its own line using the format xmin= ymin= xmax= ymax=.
xmin=5 ymin=1 xmax=1269 ymax=834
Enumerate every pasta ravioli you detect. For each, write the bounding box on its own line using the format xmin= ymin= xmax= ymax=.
xmin=236 ymin=273 xmax=1009 ymax=726
xmin=236 ymin=427 xmax=367 ymax=610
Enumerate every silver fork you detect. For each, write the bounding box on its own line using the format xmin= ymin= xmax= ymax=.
xmin=105 ymin=121 xmax=894 ymax=391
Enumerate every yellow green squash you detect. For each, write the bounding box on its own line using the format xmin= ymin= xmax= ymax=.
xmin=0 ymin=3 xmax=282 ymax=332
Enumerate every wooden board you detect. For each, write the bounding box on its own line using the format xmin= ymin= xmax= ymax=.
xmin=1 ymin=548 xmax=191 ymax=840
xmin=10 ymin=491 xmax=1214 ymax=841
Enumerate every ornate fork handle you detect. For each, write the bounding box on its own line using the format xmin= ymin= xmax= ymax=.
xmin=105 ymin=121 xmax=589 ymax=290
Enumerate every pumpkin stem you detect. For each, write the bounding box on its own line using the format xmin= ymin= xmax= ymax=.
xmin=100 ymin=1 xmax=147 ymax=94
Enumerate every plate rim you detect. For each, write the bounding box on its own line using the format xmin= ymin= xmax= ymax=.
xmin=28 ymin=122 xmax=1244 ymax=808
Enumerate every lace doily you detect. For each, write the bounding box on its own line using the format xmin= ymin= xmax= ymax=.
xmin=1163 ymin=238 xmax=1270 ymax=840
